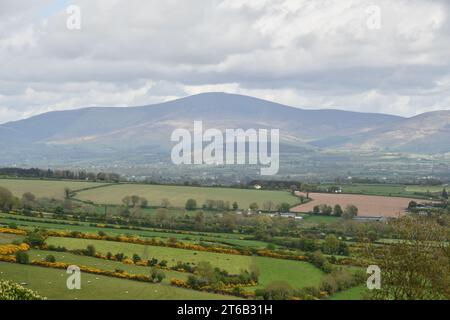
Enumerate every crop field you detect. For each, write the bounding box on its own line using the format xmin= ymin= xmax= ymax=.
xmin=292 ymin=192 xmax=431 ymax=217
xmin=45 ymin=237 xmax=324 ymax=289
xmin=0 ymin=262 xmax=233 ymax=300
xmin=0 ymin=179 xmax=108 ymax=199
xmin=75 ymin=183 xmax=299 ymax=209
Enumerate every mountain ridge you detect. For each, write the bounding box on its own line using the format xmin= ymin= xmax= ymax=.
xmin=0 ymin=92 xmax=449 ymax=167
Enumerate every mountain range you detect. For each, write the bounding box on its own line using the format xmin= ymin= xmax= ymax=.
xmin=1 ymin=92 xmax=449 ymax=167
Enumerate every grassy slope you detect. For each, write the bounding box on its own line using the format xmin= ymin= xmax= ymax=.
xmin=0 ymin=214 xmax=270 ymax=249
xmin=75 ymin=183 xmax=299 ymax=208
xmin=329 ymin=285 xmax=368 ymax=300
xmin=28 ymin=250 xmax=189 ymax=283
xmin=46 ymin=237 xmax=324 ymax=290
xmin=0 ymin=262 xmax=234 ymax=300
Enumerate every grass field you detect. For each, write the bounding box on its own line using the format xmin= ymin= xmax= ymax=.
xmin=329 ymin=285 xmax=368 ymax=300
xmin=28 ymin=250 xmax=189 ymax=283
xmin=0 ymin=232 xmax=23 ymax=244
xmin=0 ymin=179 xmax=108 ymax=199
xmin=45 ymin=237 xmax=324 ymax=290
xmin=0 ymin=262 xmax=234 ymax=300
xmin=0 ymin=213 xmax=271 ymax=249
xmin=321 ymin=183 xmax=444 ymax=198
xmin=75 ymin=183 xmax=299 ymax=209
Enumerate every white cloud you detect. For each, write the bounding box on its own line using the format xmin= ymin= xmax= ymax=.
xmin=0 ymin=0 xmax=449 ymax=123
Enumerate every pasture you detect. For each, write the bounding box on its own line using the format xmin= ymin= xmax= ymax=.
xmin=292 ymin=192 xmax=430 ymax=217
xmin=75 ymin=183 xmax=298 ymax=209
xmin=45 ymin=237 xmax=324 ymax=290
xmin=0 ymin=262 xmax=233 ymax=300
xmin=0 ymin=179 xmax=107 ymax=199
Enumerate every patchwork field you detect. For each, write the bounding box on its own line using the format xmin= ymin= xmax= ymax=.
xmin=75 ymin=183 xmax=299 ymax=209
xmin=0 ymin=262 xmax=233 ymax=300
xmin=292 ymin=192 xmax=430 ymax=217
xmin=0 ymin=179 xmax=108 ymax=199
xmin=45 ymin=237 xmax=325 ymax=289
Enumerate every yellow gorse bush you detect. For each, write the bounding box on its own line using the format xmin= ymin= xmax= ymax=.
xmin=0 ymin=243 xmax=30 ymax=256
xmin=0 ymin=228 xmax=27 ymax=236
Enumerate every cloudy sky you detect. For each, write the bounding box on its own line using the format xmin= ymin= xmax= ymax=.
xmin=0 ymin=0 xmax=449 ymax=123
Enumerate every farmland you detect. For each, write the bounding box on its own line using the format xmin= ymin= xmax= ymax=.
xmin=44 ymin=237 xmax=325 ymax=289
xmin=292 ymin=192 xmax=431 ymax=217
xmin=0 ymin=179 xmax=108 ymax=200
xmin=0 ymin=262 xmax=233 ymax=300
xmin=74 ymin=183 xmax=299 ymax=208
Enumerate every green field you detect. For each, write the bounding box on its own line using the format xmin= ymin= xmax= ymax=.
xmin=0 ymin=213 xmax=271 ymax=249
xmin=46 ymin=237 xmax=324 ymax=290
xmin=0 ymin=262 xmax=234 ymax=300
xmin=0 ymin=232 xmax=23 ymax=244
xmin=329 ymin=285 xmax=368 ymax=300
xmin=75 ymin=183 xmax=299 ymax=209
xmin=321 ymin=183 xmax=444 ymax=199
xmin=28 ymin=250 xmax=188 ymax=283
xmin=0 ymin=179 xmax=108 ymax=199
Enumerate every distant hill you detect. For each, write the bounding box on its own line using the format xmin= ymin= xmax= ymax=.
xmin=0 ymin=92 xmax=448 ymax=166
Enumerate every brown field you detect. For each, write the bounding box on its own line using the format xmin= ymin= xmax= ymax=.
xmin=291 ymin=192 xmax=430 ymax=217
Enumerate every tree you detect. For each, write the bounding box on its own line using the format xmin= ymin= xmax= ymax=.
xmin=263 ymin=201 xmax=275 ymax=212
xmin=312 ymin=205 xmax=320 ymax=215
xmin=333 ymin=204 xmax=343 ymax=217
xmin=140 ymin=197 xmax=149 ymax=208
xmin=132 ymin=254 xmax=141 ymax=263
xmin=131 ymin=195 xmax=140 ymax=207
xmin=343 ymin=205 xmax=358 ymax=219
xmin=320 ymin=204 xmax=333 ymax=216
xmin=150 ymin=268 xmax=166 ymax=283
xmin=194 ymin=211 xmax=204 ymax=225
xmin=322 ymin=234 xmax=340 ymax=255
xmin=185 ymin=199 xmax=197 ymax=211
xmin=278 ymin=203 xmax=291 ymax=213
xmin=161 ymin=198 xmax=170 ymax=208
xmin=442 ymin=188 xmax=448 ymax=200
xmin=21 ymin=192 xmax=36 ymax=210
xmin=232 ymin=202 xmax=239 ymax=210
xmin=64 ymin=188 xmax=72 ymax=199
xmin=249 ymin=202 xmax=259 ymax=212
xmin=15 ymin=251 xmax=30 ymax=264
xmin=362 ymin=216 xmax=450 ymax=300
xmin=122 ymin=196 xmax=131 ymax=207
xmin=24 ymin=230 xmax=46 ymax=247
xmin=86 ymin=245 xmax=96 ymax=257
xmin=0 ymin=187 xmax=15 ymax=212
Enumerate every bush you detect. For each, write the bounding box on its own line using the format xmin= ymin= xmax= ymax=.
xmin=150 ymin=268 xmax=166 ymax=283
xmin=15 ymin=251 xmax=29 ymax=264
xmin=45 ymin=255 xmax=56 ymax=263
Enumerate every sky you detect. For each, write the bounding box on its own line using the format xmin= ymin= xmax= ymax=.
xmin=0 ymin=0 xmax=449 ymax=124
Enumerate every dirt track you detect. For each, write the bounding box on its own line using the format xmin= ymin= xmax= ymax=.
xmin=291 ymin=192 xmax=430 ymax=217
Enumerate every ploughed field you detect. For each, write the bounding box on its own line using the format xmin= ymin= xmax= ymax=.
xmin=292 ymin=192 xmax=431 ymax=217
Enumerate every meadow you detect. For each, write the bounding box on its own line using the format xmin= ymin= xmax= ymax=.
xmin=0 ymin=262 xmax=233 ymax=300
xmin=75 ymin=183 xmax=299 ymax=208
xmin=0 ymin=213 xmax=271 ymax=249
xmin=321 ymin=183 xmax=444 ymax=198
xmin=45 ymin=237 xmax=325 ymax=289
xmin=0 ymin=178 xmax=108 ymax=199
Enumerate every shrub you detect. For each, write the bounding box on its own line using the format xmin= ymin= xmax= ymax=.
xmin=15 ymin=251 xmax=30 ymax=264
xmin=45 ymin=255 xmax=56 ymax=263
